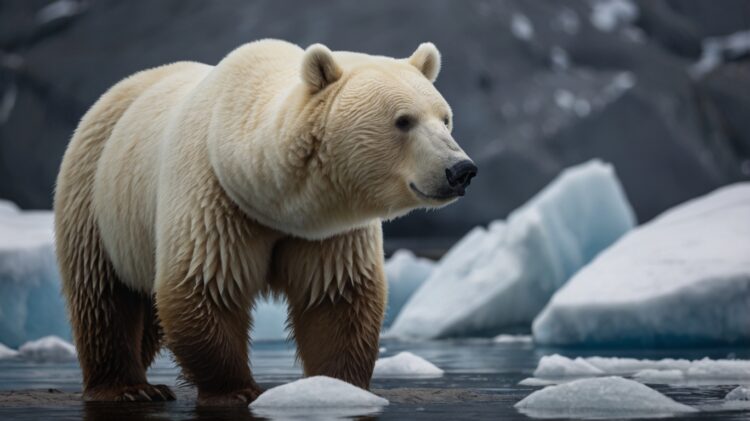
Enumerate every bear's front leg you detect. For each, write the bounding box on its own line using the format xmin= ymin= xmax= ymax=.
xmin=272 ymin=221 xmax=387 ymax=389
xmin=155 ymin=212 xmax=278 ymax=406
xmin=157 ymin=279 xmax=260 ymax=405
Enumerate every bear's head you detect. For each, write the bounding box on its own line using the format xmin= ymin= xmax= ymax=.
xmin=211 ymin=41 xmax=476 ymax=240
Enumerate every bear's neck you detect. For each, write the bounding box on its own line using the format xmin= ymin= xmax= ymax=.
xmin=209 ymin=82 xmax=377 ymax=240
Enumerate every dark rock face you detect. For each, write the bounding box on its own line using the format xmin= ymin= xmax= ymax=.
xmin=1 ymin=0 xmax=748 ymax=243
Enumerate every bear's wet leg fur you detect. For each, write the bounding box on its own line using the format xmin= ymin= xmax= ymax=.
xmin=285 ymin=280 xmax=385 ymax=389
xmin=140 ymin=295 xmax=164 ymax=369
xmin=54 ymin=66 xmax=182 ymax=402
xmin=156 ymin=277 xmax=262 ymax=406
xmin=67 ymin=273 xmax=175 ymax=402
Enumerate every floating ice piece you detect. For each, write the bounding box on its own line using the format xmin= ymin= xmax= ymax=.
xmin=383 ymin=250 xmax=434 ymax=327
xmin=523 ymin=354 xmax=750 ymax=386
xmin=0 ymin=343 xmax=18 ymax=359
xmin=533 ymin=354 xmax=604 ymax=378
xmin=389 ymin=160 xmax=634 ymax=339
xmin=0 ymin=201 xmax=71 ymax=348
xmin=17 ymin=336 xmax=76 ymax=363
xmin=533 ymin=183 xmax=750 ymax=347
xmin=493 ymin=334 xmax=533 ymax=344
xmin=373 ymin=352 xmax=443 ymax=378
xmin=250 ymin=376 xmax=387 ymax=418
xmin=515 ymin=376 xmax=696 ymax=418
xmin=725 ymin=386 xmax=750 ymax=401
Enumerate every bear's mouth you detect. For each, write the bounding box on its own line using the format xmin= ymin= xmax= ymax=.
xmin=409 ymin=182 xmax=459 ymax=202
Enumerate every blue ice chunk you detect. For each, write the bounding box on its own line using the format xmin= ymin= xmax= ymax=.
xmin=0 ymin=202 xmax=71 ymax=348
xmin=533 ymin=183 xmax=750 ymax=347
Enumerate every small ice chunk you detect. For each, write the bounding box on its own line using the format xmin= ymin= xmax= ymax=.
xmin=17 ymin=336 xmax=76 ymax=363
xmin=493 ymin=334 xmax=533 ymax=344
xmin=633 ymin=369 xmax=685 ymax=384
xmin=590 ymin=0 xmax=638 ymax=32
xmin=725 ymin=386 xmax=750 ymax=401
xmin=533 ymin=354 xmax=604 ymax=378
xmin=383 ymin=250 xmax=434 ymax=327
xmin=0 ymin=343 xmax=18 ymax=359
xmin=373 ymin=352 xmax=443 ymax=378
xmin=250 ymin=376 xmax=388 ymax=418
xmin=511 ymin=13 xmax=534 ymax=41
xmin=515 ymin=376 xmax=696 ymax=417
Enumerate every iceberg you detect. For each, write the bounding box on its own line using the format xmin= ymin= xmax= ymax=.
xmin=522 ymin=354 xmax=750 ymax=386
xmin=0 ymin=201 xmax=71 ymax=348
xmin=250 ymin=376 xmax=388 ymax=418
xmin=382 ymin=250 xmax=434 ymax=327
xmin=388 ymin=160 xmax=635 ymax=339
xmin=533 ymin=183 xmax=750 ymax=347
xmin=373 ymin=351 xmax=443 ymax=378
xmin=515 ymin=376 xmax=696 ymax=418
xmin=17 ymin=336 xmax=76 ymax=363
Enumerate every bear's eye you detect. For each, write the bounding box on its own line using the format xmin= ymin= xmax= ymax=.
xmin=395 ymin=115 xmax=415 ymax=132
xmin=443 ymin=116 xmax=450 ymax=126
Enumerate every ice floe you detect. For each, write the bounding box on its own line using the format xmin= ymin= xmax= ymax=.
xmin=515 ymin=376 xmax=696 ymax=418
xmin=522 ymin=354 xmax=750 ymax=386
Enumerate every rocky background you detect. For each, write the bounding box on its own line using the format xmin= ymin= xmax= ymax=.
xmin=1 ymin=0 xmax=748 ymax=251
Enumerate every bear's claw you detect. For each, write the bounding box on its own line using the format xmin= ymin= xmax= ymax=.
xmin=197 ymin=387 xmax=263 ymax=406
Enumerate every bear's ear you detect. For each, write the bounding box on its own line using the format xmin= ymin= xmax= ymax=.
xmin=407 ymin=42 xmax=441 ymax=83
xmin=301 ymin=44 xmax=343 ymax=93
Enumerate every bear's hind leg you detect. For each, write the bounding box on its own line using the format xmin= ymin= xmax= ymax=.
xmin=66 ymin=270 xmax=175 ymax=401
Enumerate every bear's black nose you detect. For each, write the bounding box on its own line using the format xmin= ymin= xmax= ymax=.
xmin=445 ymin=160 xmax=478 ymax=195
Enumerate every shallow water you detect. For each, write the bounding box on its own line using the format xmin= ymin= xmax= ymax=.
xmin=0 ymin=339 xmax=749 ymax=420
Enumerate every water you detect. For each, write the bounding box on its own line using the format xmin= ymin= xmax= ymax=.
xmin=0 ymin=339 xmax=749 ymax=420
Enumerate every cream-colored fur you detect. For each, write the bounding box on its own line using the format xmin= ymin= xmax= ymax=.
xmin=55 ymin=39 xmax=471 ymax=400
xmin=85 ymin=39 xmax=468 ymax=295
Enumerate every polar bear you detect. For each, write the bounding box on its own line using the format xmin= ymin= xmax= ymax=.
xmin=54 ymin=39 xmax=476 ymax=405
